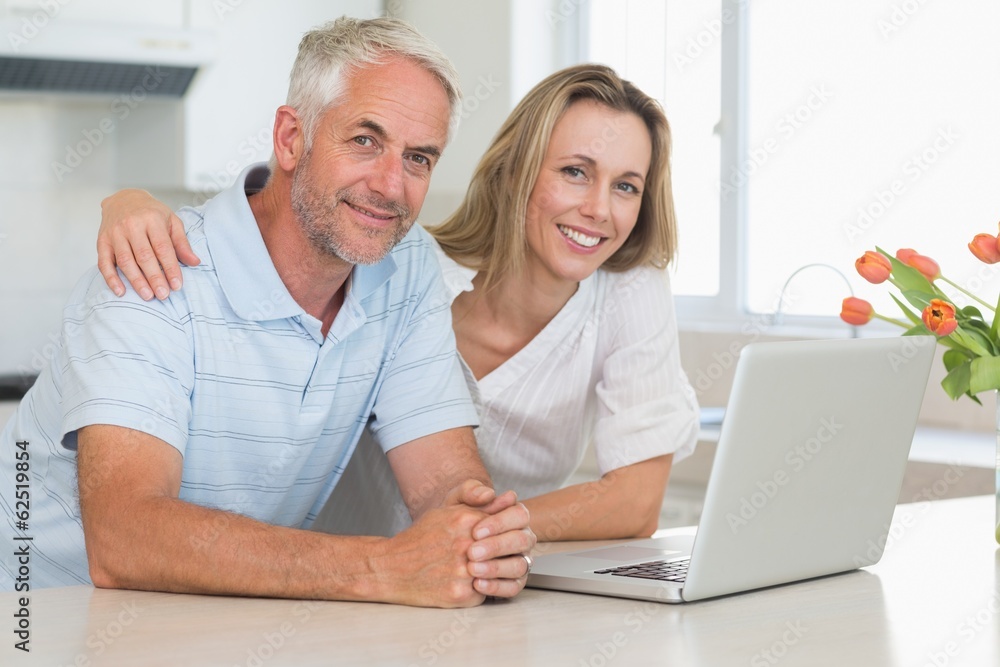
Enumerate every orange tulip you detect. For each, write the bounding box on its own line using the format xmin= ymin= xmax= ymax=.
xmin=896 ymin=248 xmax=941 ymax=281
xmin=969 ymin=233 xmax=1000 ymax=264
xmin=840 ymin=297 xmax=874 ymax=326
xmin=855 ymin=251 xmax=892 ymax=284
xmin=921 ymin=299 xmax=958 ymax=337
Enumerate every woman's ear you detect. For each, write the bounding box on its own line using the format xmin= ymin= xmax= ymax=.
xmin=272 ymin=105 xmax=305 ymax=172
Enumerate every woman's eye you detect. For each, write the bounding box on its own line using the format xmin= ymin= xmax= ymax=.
xmin=616 ymin=182 xmax=640 ymax=194
xmin=562 ymin=166 xmax=584 ymax=178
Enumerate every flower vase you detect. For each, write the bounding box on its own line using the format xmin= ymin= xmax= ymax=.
xmin=996 ymin=395 xmax=1000 ymax=544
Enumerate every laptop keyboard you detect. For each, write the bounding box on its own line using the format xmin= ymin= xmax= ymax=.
xmin=594 ymin=557 xmax=690 ymax=582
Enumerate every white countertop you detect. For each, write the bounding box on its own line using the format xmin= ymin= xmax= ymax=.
xmin=3 ymin=496 xmax=997 ymax=666
xmin=697 ymin=423 xmax=996 ymax=469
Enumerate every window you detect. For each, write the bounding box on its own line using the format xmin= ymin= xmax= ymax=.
xmin=586 ymin=0 xmax=1000 ymax=324
xmin=587 ymin=0 xmax=720 ymax=298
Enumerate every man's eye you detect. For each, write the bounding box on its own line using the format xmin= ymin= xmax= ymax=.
xmin=406 ymin=154 xmax=433 ymax=170
xmin=354 ymin=136 xmax=374 ymax=147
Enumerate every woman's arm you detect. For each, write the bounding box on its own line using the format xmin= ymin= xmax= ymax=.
xmin=523 ymin=455 xmax=673 ymax=541
xmin=524 ymin=269 xmax=697 ymax=542
xmin=97 ymin=189 xmax=200 ymax=300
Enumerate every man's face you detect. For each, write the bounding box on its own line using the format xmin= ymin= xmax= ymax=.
xmin=290 ymin=56 xmax=451 ymax=265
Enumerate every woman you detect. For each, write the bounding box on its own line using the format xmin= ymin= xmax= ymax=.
xmin=96 ymin=64 xmax=699 ymax=541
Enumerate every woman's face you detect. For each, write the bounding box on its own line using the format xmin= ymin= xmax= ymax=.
xmin=522 ymin=99 xmax=652 ymax=287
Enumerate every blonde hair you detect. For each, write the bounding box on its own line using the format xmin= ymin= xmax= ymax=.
xmin=286 ymin=16 xmax=463 ymax=146
xmin=427 ymin=64 xmax=678 ymax=291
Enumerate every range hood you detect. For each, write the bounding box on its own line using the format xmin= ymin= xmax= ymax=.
xmin=0 ymin=19 xmax=214 ymax=97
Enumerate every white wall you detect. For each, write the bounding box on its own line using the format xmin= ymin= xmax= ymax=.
xmin=394 ymin=0 xmax=573 ymax=225
xmin=0 ymin=98 xmax=120 ymax=380
xmin=0 ymin=1 xmax=379 ymax=378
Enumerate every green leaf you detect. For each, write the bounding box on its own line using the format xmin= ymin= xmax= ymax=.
xmin=900 ymin=289 xmax=936 ymax=313
xmin=950 ymin=327 xmax=995 ymax=357
xmin=890 ymin=293 xmax=923 ymax=326
xmin=902 ymin=324 xmax=929 ymax=337
xmin=962 ymin=317 xmax=992 ymax=333
xmin=942 ymin=348 xmax=973 ymax=371
xmin=941 ymin=359 xmax=972 ymax=400
xmin=969 ymin=356 xmax=1000 ymax=395
xmin=961 ymin=305 xmax=985 ymax=321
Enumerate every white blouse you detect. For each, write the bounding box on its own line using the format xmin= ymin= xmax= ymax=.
xmin=310 ymin=239 xmax=699 ymax=536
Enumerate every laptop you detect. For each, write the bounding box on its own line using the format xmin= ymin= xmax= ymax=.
xmin=527 ymin=336 xmax=935 ymax=603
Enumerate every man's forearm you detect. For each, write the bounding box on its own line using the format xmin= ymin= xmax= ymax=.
xmin=85 ymin=495 xmax=388 ymax=600
xmin=388 ymin=427 xmax=493 ymax=520
xmin=77 ymin=424 xmax=494 ymax=607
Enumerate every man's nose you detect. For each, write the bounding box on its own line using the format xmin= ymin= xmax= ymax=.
xmin=368 ymin=152 xmax=405 ymax=203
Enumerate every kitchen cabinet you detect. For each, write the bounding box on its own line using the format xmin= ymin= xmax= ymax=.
xmin=115 ymin=0 xmax=382 ymax=193
xmin=2 ymin=0 xmax=185 ymax=28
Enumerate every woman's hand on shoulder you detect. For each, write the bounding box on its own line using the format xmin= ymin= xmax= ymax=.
xmin=97 ymin=189 xmax=201 ymax=300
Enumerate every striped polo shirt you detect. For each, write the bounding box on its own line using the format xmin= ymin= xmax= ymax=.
xmin=0 ymin=164 xmax=478 ymax=589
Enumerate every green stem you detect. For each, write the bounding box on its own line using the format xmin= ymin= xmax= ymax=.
xmin=939 ymin=276 xmax=995 ymax=311
xmin=873 ymin=313 xmax=910 ymax=328
xmin=992 ymin=287 xmax=1000 ymax=341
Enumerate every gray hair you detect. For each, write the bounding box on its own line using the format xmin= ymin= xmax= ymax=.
xmin=286 ymin=15 xmax=463 ymax=147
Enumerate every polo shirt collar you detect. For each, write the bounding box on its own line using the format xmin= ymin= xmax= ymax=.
xmin=203 ymin=163 xmax=398 ymax=324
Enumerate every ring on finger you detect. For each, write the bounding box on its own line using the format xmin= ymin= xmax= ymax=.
xmin=521 ymin=553 xmax=533 ymax=576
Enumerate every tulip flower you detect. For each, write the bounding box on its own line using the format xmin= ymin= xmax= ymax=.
xmin=969 ymin=233 xmax=1000 ymax=264
xmin=855 ymin=251 xmax=892 ymax=284
xmin=896 ymin=248 xmax=941 ymax=281
xmin=922 ymin=299 xmax=959 ymax=337
xmin=840 ymin=297 xmax=874 ymax=326
xmin=894 ymin=246 xmax=995 ymax=312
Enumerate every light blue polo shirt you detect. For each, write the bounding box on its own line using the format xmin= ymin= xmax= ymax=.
xmin=0 ymin=164 xmax=478 ymax=589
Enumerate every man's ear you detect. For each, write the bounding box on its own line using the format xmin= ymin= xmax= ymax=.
xmin=272 ymin=105 xmax=306 ymax=172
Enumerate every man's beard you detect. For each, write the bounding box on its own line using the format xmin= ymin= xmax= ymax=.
xmin=290 ymin=152 xmax=413 ymax=265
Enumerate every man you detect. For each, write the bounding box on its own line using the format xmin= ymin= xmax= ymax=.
xmin=0 ymin=16 xmax=534 ymax=607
